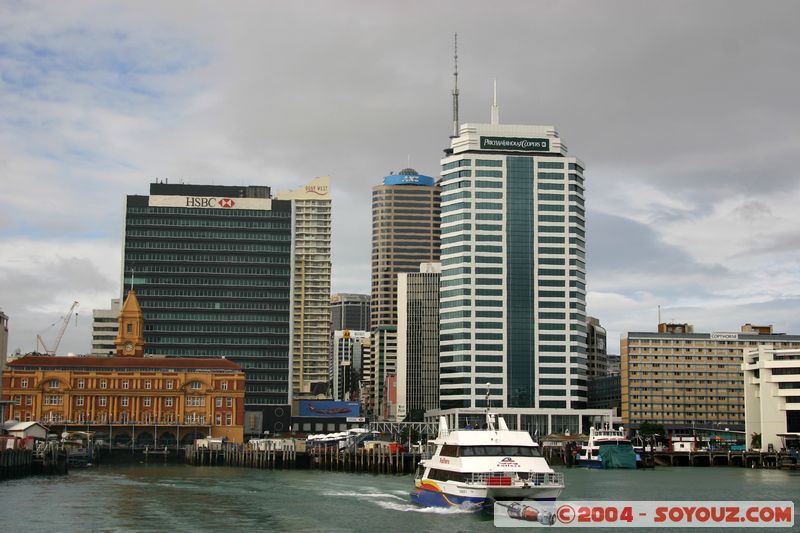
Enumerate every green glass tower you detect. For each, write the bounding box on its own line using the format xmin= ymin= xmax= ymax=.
xmin=122 ymin=183 xmax=292 ymax=407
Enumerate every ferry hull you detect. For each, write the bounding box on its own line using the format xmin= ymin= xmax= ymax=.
xmin=410 ymin=484 xmax=561 ymax=511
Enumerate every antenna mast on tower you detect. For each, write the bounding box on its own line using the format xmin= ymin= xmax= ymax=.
xmin=450 ymin=33 xmax=460 ymax=139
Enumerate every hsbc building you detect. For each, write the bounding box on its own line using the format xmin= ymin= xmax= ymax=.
xmin=123 ymin=182 xmax=293 ymax=410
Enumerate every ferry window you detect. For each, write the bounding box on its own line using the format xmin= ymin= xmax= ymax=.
xmin=428 ymin=469 xmax=466 ymax=482
xmin=460 ymin=446 xmax=541 ymax=457
xmin=440 ymin=444 xmax=459 ymax=457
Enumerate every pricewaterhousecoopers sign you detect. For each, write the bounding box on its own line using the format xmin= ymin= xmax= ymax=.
xmin=480 ymin=136 xmax=550 ymax=152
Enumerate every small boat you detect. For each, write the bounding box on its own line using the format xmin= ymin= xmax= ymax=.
xmin=410 ymin=411 xmax=564 ymax=511
xmin=574 ymin=426 xmax=640 ymax=469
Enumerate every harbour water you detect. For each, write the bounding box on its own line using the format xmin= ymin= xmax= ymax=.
xmin=1 ymin=465 xmax=798 ymax=532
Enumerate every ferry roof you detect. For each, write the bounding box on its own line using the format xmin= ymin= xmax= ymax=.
xmin=445 ymin=428 xmax=537 ymax=446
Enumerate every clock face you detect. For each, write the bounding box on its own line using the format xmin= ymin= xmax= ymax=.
xmin=124 ymin=342 xmax=134 ymax=353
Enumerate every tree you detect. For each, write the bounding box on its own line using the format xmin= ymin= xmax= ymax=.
xmin=638 ymin=422 xmax=665 ymax=436
xmin=750 ymin=433 xmax=761 ymax=450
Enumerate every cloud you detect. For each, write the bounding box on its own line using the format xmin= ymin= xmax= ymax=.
xmin=1 ymin=0 xmax=800 ymax=357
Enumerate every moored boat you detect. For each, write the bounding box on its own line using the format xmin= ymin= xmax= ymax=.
xmin=410 ymin=412 xmax=564 ymax=511
xmin=574 ymin=425 xmax=640 ymax=469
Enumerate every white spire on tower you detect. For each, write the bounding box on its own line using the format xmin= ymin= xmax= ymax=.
xmin=490 ymin=79 xmax=500 ymax=125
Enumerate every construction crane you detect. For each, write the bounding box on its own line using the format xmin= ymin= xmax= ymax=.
xmin=36 ymin=300 xmax=79 ymax=355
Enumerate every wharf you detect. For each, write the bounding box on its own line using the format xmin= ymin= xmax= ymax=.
xmin=185 ymin=445 xmax=424 ymax=475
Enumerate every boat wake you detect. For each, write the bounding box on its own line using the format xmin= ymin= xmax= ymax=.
xmin=322 ymin=489 xmax=474 ymax=514
xmin=322 ymin=490 xmax=406 ymax=501
xmin=374 ymin=500 xmax=476 ymax=514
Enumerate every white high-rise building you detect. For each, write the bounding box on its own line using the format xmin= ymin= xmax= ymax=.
xmin=331 ymin=330 xmax=370 ymax=401
xmin=439 ymin=100 xmax=588 ymax=409
xmin=91 ymin=299 xmax=121 ymax=356
xmin=277 ymin=177 xmax=332 ymax=398
xmin=396 ymin=263 xmax=441 ymax=422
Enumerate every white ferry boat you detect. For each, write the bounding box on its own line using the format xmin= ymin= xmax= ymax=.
xmin=410 ymin=412 xmax=564 ymax=510
xmin=574 ymin=425 xmax=639 ymax=469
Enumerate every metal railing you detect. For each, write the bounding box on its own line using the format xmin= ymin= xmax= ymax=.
xmin=464 ymin=471 xmax=564 ymax=487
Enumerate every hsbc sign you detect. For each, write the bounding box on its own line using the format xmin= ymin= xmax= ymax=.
xmin=149 ymin=195 xmax=272 ymax=211
xmin=185 ymin=197 xmax=236 ymax=208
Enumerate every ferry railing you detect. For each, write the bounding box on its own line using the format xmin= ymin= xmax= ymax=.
xmin=465 ymin=471 xmax=564 ymax=486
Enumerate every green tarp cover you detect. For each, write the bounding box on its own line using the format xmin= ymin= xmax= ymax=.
xmin=598 ymin=444 xmax=637 ymax=469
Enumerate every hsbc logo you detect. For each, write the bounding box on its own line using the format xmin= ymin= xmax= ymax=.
xmin=185 ymin=197 xmax=236 ymax=208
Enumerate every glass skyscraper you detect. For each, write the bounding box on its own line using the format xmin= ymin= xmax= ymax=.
xmin=439 ymin=121 xmax=588 ymax=409
xmin=122 ymin=182 xmax=292 ymax=407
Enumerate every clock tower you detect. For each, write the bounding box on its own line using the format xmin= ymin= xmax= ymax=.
xmin=114 ymin=290 xmax=145 ymax=357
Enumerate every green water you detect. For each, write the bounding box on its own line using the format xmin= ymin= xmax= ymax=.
xmin=1 ymin=465 xmax=798 ymax=532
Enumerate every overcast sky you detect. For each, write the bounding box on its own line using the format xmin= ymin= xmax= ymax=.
xmin=2 ymin=0 xmax=799 ymax=355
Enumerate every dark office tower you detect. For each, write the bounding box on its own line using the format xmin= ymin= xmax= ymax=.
xmin=370 ymin=169 xmax=440 ymax=329
xmin=122 ymin=182 xmax=292 ymax=407
xmin=331 ymin=293 xmax=370 ymax=331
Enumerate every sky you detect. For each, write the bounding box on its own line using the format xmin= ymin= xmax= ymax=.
xmin=1 ymin=0 xmax=799 ymax=356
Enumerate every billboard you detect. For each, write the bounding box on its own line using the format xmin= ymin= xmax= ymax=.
xmin=298 ymin=400 xmax=360 ymax=418
xmin=149 ymin=195 xmax=272 ymax=210
xmin=382 ymin=174 xmax=435 ymax=186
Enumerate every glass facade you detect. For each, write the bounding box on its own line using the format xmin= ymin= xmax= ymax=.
xmin=123 ymin=184 xmax=292 ymax=407
xmin=507 ymin=157 xmax=535 ymax=407
xmin=439 ymin=124 xmax=588 ymax=410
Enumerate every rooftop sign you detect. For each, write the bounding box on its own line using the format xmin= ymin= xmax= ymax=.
xmin=382 ymin=174 xmax=435 ymax=186
xmin=480 ymin=136 xmax=550 ymax=152
xmin=276 ymin=176 xmax=331 ymax=200
xmin=149 ymin=195 xmax=272 ymax=210
xmin=710 ymin=332 xmax=739 ymax=340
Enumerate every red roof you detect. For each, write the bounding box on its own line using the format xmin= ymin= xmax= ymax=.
xmin=8 ymin=355 xmax=242 ymax=371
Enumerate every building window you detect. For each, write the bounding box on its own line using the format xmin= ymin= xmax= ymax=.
xmin=226 ymin=414 xmax=232 ymax=426
xmin=100 ymin=380 xmax=107 ymax=389
xmin=215 ymin=397 xmax=223 ymax=408
xmin=99 ymin=397 xmax=107 ymax=407
xmin=25 ymin=396 xmax=32 ymax=406
xmin=121 ymin=397 xmax=129 ymax=407
xmin=127 ymin=323 xmax=133 ymax=333
xmin=215 ymin=414 xmax=222 ymax=426
xmin=13 ymin=395 xmax=21 ymax=405
xmin=190 ymin=381 xmax=202 ymax=390
xmin=186 ymin=396 xmax=205 ymax=407
xmin=20 ymin=378 xmax=28 ymax=388
xmin=77 ymin=379 xmax=85 ymax=389
xmin=122 ymin=380 xmax=129 ymax=389
xmin=166 ymin=380 xmax=173 ymax=390
xmin=144 ymin=397 xmax=151 ymax=407
xmin=76 ymin=396 xmax=84 ymax=407
xmin=144 ymin=380 xmax=152 ymax=390
xmin=226 ymin=398 xmax=233 ymax=408
xmin=165 ymin=398 xmax=174 ymax=407
xmin=221 ymin=381 xmax=228 ymax=391
xmin=49 ymin=379 xmax=59 ymax=388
